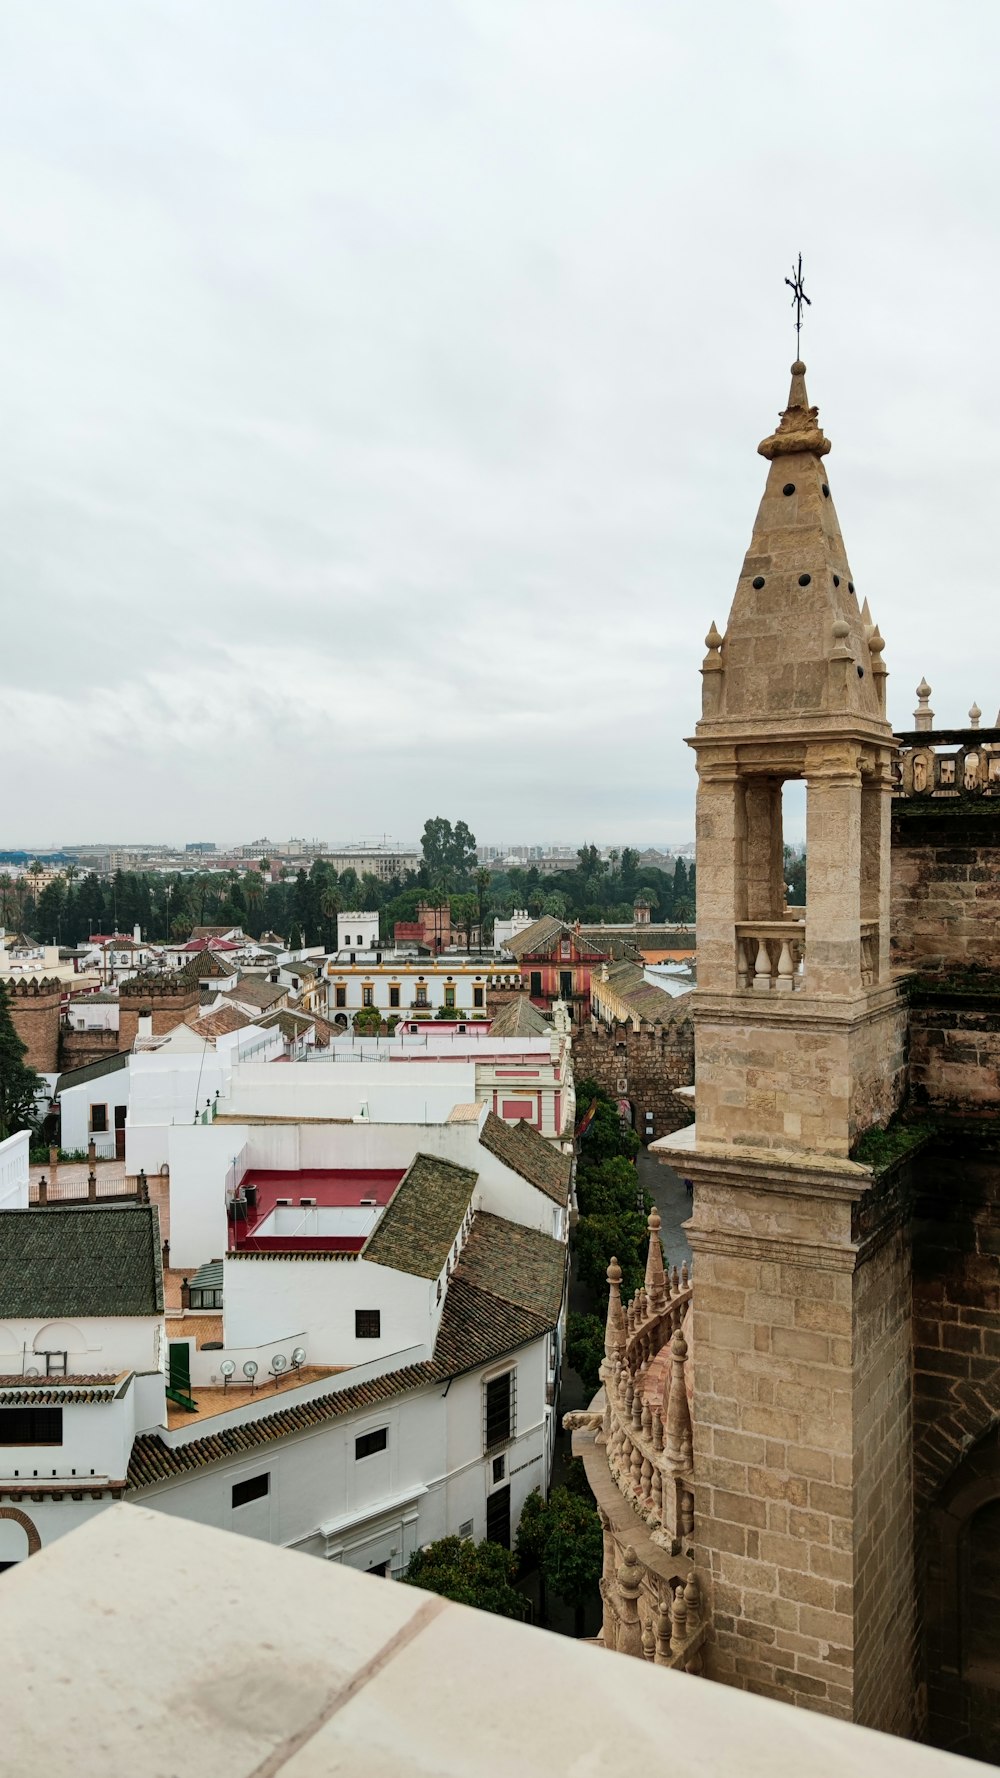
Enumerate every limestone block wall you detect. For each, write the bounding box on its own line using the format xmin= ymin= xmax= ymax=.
xmin=891 ymin=803 xmax=1000 ymax=977
xmin=6 ymin=977 xmax=62 ymax=1072
xmin=908 ymin=1001 xmax=1000 ymax=1114
xmin=573 ymin=1017 xmax=694 ymax=1142
xmin=693 ymin=997 xmax=906 ymax=1158
xmin=687 ymin=1159 xmax=915 ymax=1732
xmin=851 ymin=1222 xmax=914 ymax=1734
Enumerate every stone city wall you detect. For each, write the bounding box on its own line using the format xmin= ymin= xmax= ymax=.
xmin=573 ymin=1016 xmax=694 ymax=1143
xmin=6 ymin=977 xmax=62 ymax=1073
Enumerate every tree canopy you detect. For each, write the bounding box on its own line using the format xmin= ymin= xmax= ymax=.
xmin=401 ymin=1534 xmax=527 ymax=1620
xmin=0 ymin=984 xmax=41 ymax=1142
xmin=420 ymin=817 xmax=478 ymax=889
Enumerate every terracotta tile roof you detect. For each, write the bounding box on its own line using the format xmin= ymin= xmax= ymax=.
xmin=126 ymin=1360 xmax=438 ymax=1488
xmin=230 ymin=977 xmax=287 ymax=1011
xmin=488 ymin=997 xmax=551 ymax=1038
xmin=594 ymin=957 xmax=692 ymax=1024
xmin=197 ymin=1005 xmax=255 ymax=1039
xmin=478 ymin=1112 xmax=572 ymax=1206
xmin=449 ymin=1211 xmax=564 ymax=1329
xmin=506 ymin=917 xmax=608 ymax=963
xmin=363 ymin=1154 xmax=477 ymax=1280
xmin=0 ymin=1205 xmax=163 ymax=1318
xmin=0 ymin=1374 xmax=126 ymax=1403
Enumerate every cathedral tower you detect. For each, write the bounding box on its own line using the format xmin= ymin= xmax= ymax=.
xmin=656 ymin=359 xmax=914 ymax=1731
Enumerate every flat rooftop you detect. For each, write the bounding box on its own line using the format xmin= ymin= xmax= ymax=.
xmin=229 ymin=1167 xmax=404 ymax=1254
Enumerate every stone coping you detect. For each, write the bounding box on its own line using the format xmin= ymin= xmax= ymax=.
xmin=0 ymin=1505 xmax=980 ymax=1776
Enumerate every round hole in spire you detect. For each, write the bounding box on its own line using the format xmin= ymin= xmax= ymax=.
xmin=857 ymin=665 xmax=865 ymax=678
xmin=833 ymin=575 xmax=840 ymax=587
xmin=798 ymin=574 xmax=811 ymax=587
xmin=822 ymin=484 xmax=831 ymax=498
xmin=752 ymin=575 xmax=765 ymax=589
xmin=782 ymin=483 xmax=796 ymax=497
xmin=848 ymin=582 xmax=856 ymax=594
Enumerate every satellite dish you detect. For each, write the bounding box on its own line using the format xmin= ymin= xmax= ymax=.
xmin=242 ymin=1360 xmax=258 ymax=1379
xmin=291 ymin=1347 xmax=306 ymax=1368
xmin=220 ymin=1359 xmax=236 ymax=1378
xmin=271 ymin=1354 xmax=288 ymax=1374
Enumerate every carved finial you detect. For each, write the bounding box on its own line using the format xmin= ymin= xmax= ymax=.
xmin=969 ymin=702 xmax=982 ymax=730
xmin=758 ymin=357 xmax=830 ymax=461
xmin=655 ymin=1599 xmax=672 ymax=1664
xmin=860 ymin=595 xmax=873 ymax=630
xmin=644 ymin=1208 xmax=666 ymax=1311
xmin=665 ymin=1327 xmax=693 ymax=1470
xmin=603 ymin=1256 xmax=626 ymax=1362
xmin=914 ymin=678 xmax=934 ymax=733
xmin=670 ymin=1583 xmax=689 ymax=1653
xmin=869 ymin=625 xmax=888 ymax=714
xmin=641 ymin=1620 xmax=656 ymax=1662
xmin=704 ymin=621 xmax=723 ymax=653
xmin=683 ymin=1572 xmax=701 ymax=1629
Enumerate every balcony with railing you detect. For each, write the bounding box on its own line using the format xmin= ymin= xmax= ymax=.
xmin=564 ymin=1211 xmax=706 ymax=1671
xmin=735 ymin=912 xmax=881 ymax=992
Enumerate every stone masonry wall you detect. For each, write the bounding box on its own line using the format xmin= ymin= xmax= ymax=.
xmin=851 ymin=1220 xmax=914 ymax=1734
xmin=7 ymin=977 xmax=62 ymax=1072
xmin=891 ymin=803 xmax=1000 ymax=978
xmin=574 ymin=1016 xmax=694 ymax=1143
xmin=687 ymin=1161 xmax=915 ymax=1732
xmin=908 ymin=1001 xmax=1000 ymax=1114
xmin=59 ymin=1027 xmax=125 ymax=1072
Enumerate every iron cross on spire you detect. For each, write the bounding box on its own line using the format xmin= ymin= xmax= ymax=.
xmin=784 ymin=253 xmax=811 ymax=351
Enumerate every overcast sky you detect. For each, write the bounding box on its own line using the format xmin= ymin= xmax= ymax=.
xmin=2 ymin=2 xmax=998 ymax=851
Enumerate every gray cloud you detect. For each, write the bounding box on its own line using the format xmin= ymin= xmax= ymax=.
xmin=1 ymin=0 xmax=998 ymax=847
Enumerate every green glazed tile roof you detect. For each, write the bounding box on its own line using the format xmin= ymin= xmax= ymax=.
xmin=0 ymin=1205 xmax=163 ymax=1318
xmin=478 ymin=1112 xmax=572 ymax=1207
xmin=363 ymin=1154 xmax=477 ymax=1279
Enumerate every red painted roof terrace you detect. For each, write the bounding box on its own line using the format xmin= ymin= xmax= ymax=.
xmin=228 ymin=1168 xmax=403 ymax=1255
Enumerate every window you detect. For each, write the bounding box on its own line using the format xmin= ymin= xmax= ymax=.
xmin=355 ymin=1310 xmax=381 ymax=1339
xmin=355 ymin=1427 xmax=388 ymax=1461
xmin=190 ymin=1287 xmax=223 ymax=1311
xmin=486 ymin=1484 xmax=511 ymax=1548
xmin=559 ymin=971 xmax=573 ymax=1000
xmin=473 ymin=987 xmax=484 ymax=1008
xmin=560 ymin=938 xmax=571 ymax=959
xmin=362 ymin=985 xmax=374 ymax=1008
xmin=89 ymin=1103 xmax=108 ymax=1134
xmin=232 ymin=1473 xmax=269 ymax=1509
xmin=415 ymin=987 xmax=428 ymax=1008
xmin=335 ymin=985 xmax=347 ymax=1008
xmin=389 ymin=985 xmax=400 ymax=1008
xmin=492 ymin=1454 xmax=506 ymax=1483
xmin=444 ymin=986 xmax=456 ymax=1010
xmin=0 ymin=1408 xmax=63 ymax=1445
xmin=529 ymin=971 xmax=542 ymax=998
xmin=484 ymin=1372 xmax=514 ymax=1453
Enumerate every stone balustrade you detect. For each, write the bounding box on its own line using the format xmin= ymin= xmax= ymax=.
xmin=735 ymin=918 xmax=806 ymax=992
xmin=564 ymin=1210 xmax=705 ymax=1670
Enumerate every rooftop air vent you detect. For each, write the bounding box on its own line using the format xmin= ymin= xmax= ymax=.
xmin=275 ymin=1196 xmax=292 ymax=1206
xmin=299 ymin=1197 xmax=317 ymax=1207
xmin=360 ymin=1196 xmax=377 ymax=1206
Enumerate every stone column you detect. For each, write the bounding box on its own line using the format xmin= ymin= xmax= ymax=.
xmin=694 ymin=749 xmax=746 ymax=995
xmin=744 ymin=777 xmax=784 ymax=921
xmin=804 ymin=743 xmax=862 ymax=995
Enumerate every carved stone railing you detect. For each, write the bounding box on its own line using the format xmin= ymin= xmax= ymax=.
xmin=735 ymin=919 xmax=805 ymax=992
xmin=599 ymin=1544 xmax=708 ymax=1673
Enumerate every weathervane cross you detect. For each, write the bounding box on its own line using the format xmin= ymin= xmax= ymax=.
xmin=784 ymin=253 xmax=811 ymax=351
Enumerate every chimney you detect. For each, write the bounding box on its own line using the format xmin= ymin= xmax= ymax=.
xmin=138 ymin=1010 xmax=153 ymax=1042
xmin=134 ymin=923 xmax=142 ymax=944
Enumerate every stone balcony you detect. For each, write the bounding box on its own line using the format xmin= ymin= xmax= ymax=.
xmin=735 ymin=915 xmax=881 ymax=991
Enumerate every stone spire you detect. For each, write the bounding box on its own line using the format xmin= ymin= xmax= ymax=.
xmin=644 ymin=1209 xmax=666 ymax=1312
xmin=705 ymin=361 xmax=887 ymax=730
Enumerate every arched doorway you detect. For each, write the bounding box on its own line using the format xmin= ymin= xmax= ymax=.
xmin=0 ymin=1506 xmax=41 ymax=1573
